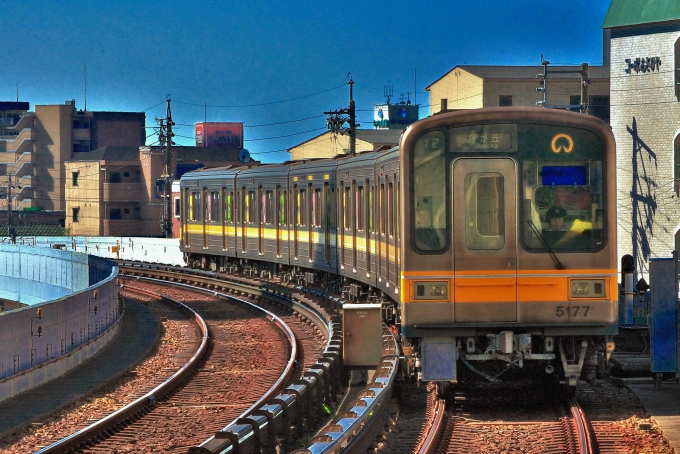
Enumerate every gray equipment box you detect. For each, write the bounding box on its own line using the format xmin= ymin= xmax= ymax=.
xmin=342 ymin=303 xmax=383 ymax=367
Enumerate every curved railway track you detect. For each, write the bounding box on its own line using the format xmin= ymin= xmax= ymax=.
xmin=34 ymin=278 xmax=298 ymax=453
xmin=2 ymin=262 xmax=402 ymax=454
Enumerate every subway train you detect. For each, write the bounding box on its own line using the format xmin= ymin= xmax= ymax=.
xmin=180 ymin=107 xmax=617 ymax=387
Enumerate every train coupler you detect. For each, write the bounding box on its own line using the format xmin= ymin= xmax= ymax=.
xmin=559 ymin=339 xmax=589 ymax=387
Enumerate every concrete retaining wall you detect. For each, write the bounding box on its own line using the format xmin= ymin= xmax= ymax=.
xmin=0 ymin=245 xmax=120 ymax=402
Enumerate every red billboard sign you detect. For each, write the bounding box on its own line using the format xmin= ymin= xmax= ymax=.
xmin=195 ymin=122 xmax=244 ymax=147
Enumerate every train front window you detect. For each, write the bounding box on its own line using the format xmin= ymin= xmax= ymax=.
xmin=521 ymin=124 xmax=605 ymax=251
xmin=412 ymin=130 xmax=447 ymax=252
xmin=465 ymin=173 xmax=505 ymax=250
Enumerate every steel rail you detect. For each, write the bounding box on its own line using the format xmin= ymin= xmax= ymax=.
xmin=35 ymin=273 xmax=299 ymax=454
xmin=569 ymin=398 xmax=596 ymax=454
xmin=415 ymin=396 xmax=447 ymax=454
xmin=35 ymin=286 xmax=210 ymax=453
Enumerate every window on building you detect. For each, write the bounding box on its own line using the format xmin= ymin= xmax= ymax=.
xmin=123 ymin=208 xmax=130 ymax=214
xmin=440 ymin=98 xmax=448 ymax=112
xmin=499 ymin=95 xmax=513 ymax=107
xmin=174 ymin=197 xmax=181 ymax=218
xmin=110 ymin=208 xmax=122 ymax=220
xmin=72 ymin=172 xmax=79 ymax=186
xmin=590 ymin=95 xmax=610 ymax=124
xmin=134 ymin=207 xmax=141 ymax=220
xmin=110 ymin=173 xmax=121 ymax=183
xmin=676 ymin=37 xmax=680 ymax=100
xmin=123 ymin=172 xmax=129 ymax=178
xmin=674 ymin=134 xmax=680 ymax=196
xmin=72 ymin=207 xmax=80 ymax=222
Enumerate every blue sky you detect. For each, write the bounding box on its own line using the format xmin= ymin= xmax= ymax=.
xmin=2 ymin=1 xmax=612 ymax=163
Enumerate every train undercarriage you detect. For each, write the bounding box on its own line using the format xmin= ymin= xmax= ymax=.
xmin=185 ymin=252 xmax=615 ymax=388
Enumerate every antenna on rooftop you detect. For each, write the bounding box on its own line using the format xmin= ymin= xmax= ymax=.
xmin=84 ymin=59 xmax=87 ymax=111
xmin=384 ymin=85 xmax=393 ymax=104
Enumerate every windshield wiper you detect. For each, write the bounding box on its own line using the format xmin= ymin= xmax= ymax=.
xmin=527 ymin=220 xmax=564 ymax=270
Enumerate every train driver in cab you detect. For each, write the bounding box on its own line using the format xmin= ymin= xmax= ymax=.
xmin=546 ymin=206 xmax=566 ymax=232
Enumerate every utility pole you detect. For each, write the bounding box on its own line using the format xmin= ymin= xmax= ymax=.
xmin=163 ymin=98 xmax=174 ymax=238
xmin=324 ymin=76 xmax=357 ymax=156
xmin=580 ymin=63 xmax=590 ymax=115
xmin=348 ymin=78 xmax=356 ymax=156
xmin=156 ymin=97 xmax=174 ymax=238
xmin=535 ymin=56 xmax=549 ymax=107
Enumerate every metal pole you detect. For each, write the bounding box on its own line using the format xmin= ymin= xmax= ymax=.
xmin=164 ymin=99 xmax=174 ymax=238
xmin=580 ymin=63 xmax=589 ymax=115
xmin=349 ymin=78 xmax=356 ymax=156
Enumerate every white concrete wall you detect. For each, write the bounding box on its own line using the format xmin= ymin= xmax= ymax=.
xmin=0 ymin=245 xmax=119 ymax=402
xmin=609 ymin=29 xmax=680 ymax=279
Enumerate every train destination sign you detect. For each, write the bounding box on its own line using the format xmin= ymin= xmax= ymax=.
xmin=451 ymin=124 xmax=517 ymax=152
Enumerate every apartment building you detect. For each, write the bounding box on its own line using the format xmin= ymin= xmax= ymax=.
xmin=0 ymin=101 xmax=145 ymax=214
xmin=65 ymin=145 xmax=255 ymax=237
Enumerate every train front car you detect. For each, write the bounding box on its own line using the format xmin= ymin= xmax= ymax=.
xmin=400 ymin=107 xmax=617 ymax=387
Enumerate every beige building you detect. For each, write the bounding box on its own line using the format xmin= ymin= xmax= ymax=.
xmin=65 ymin=146 xmax=254 ymax=237
xmin=289 ymin=129 xmax=403 ymax=160
xmin=0 ymin=101 xmax=145 ymax=217
xmin=603 ymin=0 xmax=680 ymax=279
xmin=426 ymin=65 xmax=611 ymax=123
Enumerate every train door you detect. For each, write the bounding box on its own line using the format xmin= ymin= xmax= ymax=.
xmin=452 ymin=158 xmax=517 ymax=322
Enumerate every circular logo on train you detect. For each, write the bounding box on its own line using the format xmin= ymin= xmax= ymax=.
xmin=551 ymin=133 xmax=574 ymax=153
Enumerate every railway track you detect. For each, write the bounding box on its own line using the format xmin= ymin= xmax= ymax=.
xmin=407 ymin=379 xmax=674 ymax=454
xmin=33 ymin=278 xmax=298 ymax=453
xmin=1 ymin=262 xmax=402 ymax=453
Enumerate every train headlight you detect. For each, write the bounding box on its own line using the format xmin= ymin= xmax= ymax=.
xmin=414 ymin=282 xmax=449 ymax=300
xmin=569 ymin=279 xmax=606 ymax=298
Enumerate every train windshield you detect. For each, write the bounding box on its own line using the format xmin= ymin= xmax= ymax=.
xmin=412 ymin=131 xmax=447 ymax=252
xmin=521 ymin=124 xmax=605 ymax=251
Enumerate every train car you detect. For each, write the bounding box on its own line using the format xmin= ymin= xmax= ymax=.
xmin=400 ymin=107 xmax=617 ymax=385
xmin=180 ymin=107 xmax=617 ymax=388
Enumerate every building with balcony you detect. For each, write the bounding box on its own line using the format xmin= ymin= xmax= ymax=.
xmin=0 ymin=101 xmax=145 ymax=216
xmin=65 ymin=145 xmax=257 ymax=237
xmin=0 ymin=102 xmax=29 ymax=137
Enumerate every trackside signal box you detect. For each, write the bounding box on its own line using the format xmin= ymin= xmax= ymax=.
xmin=342 ymin=303 xmax=382 ymax=367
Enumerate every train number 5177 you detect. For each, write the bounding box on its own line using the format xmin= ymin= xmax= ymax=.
xmin=555 ymin=305 xmax=591 ymax=317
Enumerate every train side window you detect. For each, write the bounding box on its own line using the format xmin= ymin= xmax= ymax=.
xmin=380 ymin=183 xmax=385 ymax=235
xmin=313 ymin=188 xmax=322 ymax=227
xmin=344 ymin=186 xmax=351 ymax=230
xmin=190 ymin=191 xmax=201 ymax=221
xmin=279 ymin=190 xmax=287 ymax=225
xmin=250 ymin=191 xmax=256 ymax=224
xmin=388 ymin=182 xmax=394 ymax=237
xmin=298 ymin=189 xmax=307 ymax=226
xmin=413 ymin=130 xmax=447 ymax=252
xmin=465 ymin=173 xmax=505 ymax=250
xmin=368 ymin=184 xmax=373 ymax=232
xmin=356 ymin=185 xmax=364 ymax=231
xmin=225 ymin=192 xmax=233 ymax=223
xmin=265 ymin=190 xmax=274 ymax=225
xmin=207 ymin=191 xmax=219 ymax=222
